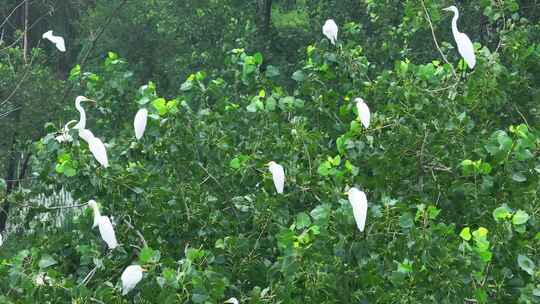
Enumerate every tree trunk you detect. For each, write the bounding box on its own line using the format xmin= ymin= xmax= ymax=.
xmin=259 ymin=0 xmax=272 ymax=36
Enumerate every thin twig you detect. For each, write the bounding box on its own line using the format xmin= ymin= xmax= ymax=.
xmin=420 ymin=0 xmax=457 ymax=78
xmin=0 ymin=0 xmax=29 ymax=30
xmin=123 ymin=218 xmax=148 ymax=248
xmin=197 ymin=162 xmax=224 ymax=190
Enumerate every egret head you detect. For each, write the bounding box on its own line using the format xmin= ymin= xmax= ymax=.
xmin=132 ymin=265 xmax=145 ymax=273
xmin=87 ymin=200 xmax=98 ymax=209
xmin=224 ymin=297 xmax=239 ymax=304
xmin=267 ymin=161 xmax=277 ymax=167
xmin=442 ymin=5 xmax=458 ymax=13
xmin=75 ymin=96 xmax=96 ymax=106
xmin=354 ymin=97 xmax=364 ymax=104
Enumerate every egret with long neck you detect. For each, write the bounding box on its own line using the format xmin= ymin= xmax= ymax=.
xmin=74 ymin=96 xmax=95 ymax=130
xmin=443 ymin=5 xmax=476 ymax=69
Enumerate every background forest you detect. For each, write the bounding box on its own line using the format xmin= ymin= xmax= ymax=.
xmin=1 ymin=0 xmax=539 ymax=303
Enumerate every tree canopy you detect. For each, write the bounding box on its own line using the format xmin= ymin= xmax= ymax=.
xmin=1 ymin=0 xmax=539 ymax=303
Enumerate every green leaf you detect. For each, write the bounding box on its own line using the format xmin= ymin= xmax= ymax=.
xmin=517 ymin=254 xmax=536 ymax=276
xmin=512 ymin=210 xmax=529 ymax=225
xmin=472 ymin=227 xmax=488 ymax=240
xmin=180 ymin=80 xmax=193 ymax=91
xmin=511 ymin=172 xmax=527 ymax=183
xmin=399 ymin=213 xmax=414 ymax=229
xmin=63 ymin=166 xmax=77 ymax=177
xmin=492 ymin=205 xmax=512 ymax=222
xmin=152 ymin=98 xmax=168 ymax=115
xmin=229 ymin=158 xmax=241 ymax=169
xmin=459 ymin=227 xmax=471 ymax=241
xmin=292 ymin=70 xmax=306 ymax=82
xmin=253 ymin=52 xmax=263 ymax=65
xmin=38 ymin=255 xmax=58 ymax=269
xmin=295 ymin=212 xmax=312 ymax=230
xmin=317 ymin=162 xmax=332 ymax=176
xmin=139 ymin=247 xmax=160 ymax=264
xmin=265 ymin=65 xmax=280 ymax=77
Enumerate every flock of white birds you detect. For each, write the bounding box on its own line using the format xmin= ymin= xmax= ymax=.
xmin=33 ymin=5 xmax=477 ymax=300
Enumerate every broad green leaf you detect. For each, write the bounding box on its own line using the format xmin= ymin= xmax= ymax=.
xmin=517 ymin=255 xmax=536 ymax=276
xmin=292 ymin=70 xmax=306 ymax=82
xmin=38 ymin=255 xmax=57 ymax=269
xmin=512 ymin=210 xmax=529 ymax=225
xmin=152 ymin=98 xmax=168 ymax=115
xmin=459 ymin=227 xmax=471 ymax=241
xmin=492 ymin=205 xmax=512 ymax=222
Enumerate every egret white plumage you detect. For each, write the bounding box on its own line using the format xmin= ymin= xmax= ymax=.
xmin=87 ymin=200 xmax=101 ymax=228
xmin=55 ymin=120 xmax=78 ymax=143
xmin=134 ymin=109 xmax=148 ymax=140
xmin=97 ymin=216 xmax=118 ymax=249
xmin=443 ymin=6 xmax=476 ymax=69
xmin=268 ymin=161 xmax=285 ymax=194
xmin=347 ymin=187 xmax=368 ymax=232
xmin=0 ymin=234 xmax=3 ymax=246
xmin=73 ymin=96 xmax=95 ymax=130
xmin=87 ymin=136 xmax=109 ymax=168
xmin=42 ymin=30 xmax=66 ymax=52
xmin=121 ymin=265 xmax=145 ymax=295
xmin=70 ymin=97 xmax=109 ymax=167
xmin=322 ymin=19 xmax=338 ymax=45
xmin=355 ymin=98 xmax=370 ymax=129
xmin=78 ymin=128 xmax=95 ymax=144
xmin=224 ymin=297 xmax=239 ymax=304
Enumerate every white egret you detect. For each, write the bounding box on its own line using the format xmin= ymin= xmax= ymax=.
xmin=73 ymin=96 xmax=96 ymax=130
xmin=355 ymin=98 xmax=370 ymax=129
xmin=88 ymin=136 xmax=109 ymax=168
xmin=0 ymin=234 xmax=3 ymax=246
xmin=268 ymin=161 xmax=285 ymax=194
xmin=121 ymin=265 xmax=145 ymax=295
xmin=76 ymin=128 xmax=109 ymax=168
xmin=443 ymin=6 xmax=476 ymax=69
xmin=42 ymin=30 xmax=66 ymax=52
xmin=347 ymin=187 xmax=368 ymax=232
xmin=78 ymin=128 xmax=95 ymax=144
xmin=98 ymin=215 xmax=118 ymax=249
xmin=55 ymin=120 xmax=78 ymax=143
xmin=87 ymin=200 xmax=101 ymax=228
xmin=322 ymin=19 xmax=338 ymax=45
xmin=133 ymin=109 xmax=148 ymax=140
xmin=224 ymin=298 xmax=239 ymax=304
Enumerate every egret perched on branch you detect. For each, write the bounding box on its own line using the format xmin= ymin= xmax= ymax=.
xmin=322 ymin=19 xmax=338 ymax=45
xmin=134 ymin=109 xmax=148 ymax=140
xmin=71 ymin=96 xmax=109 ymax=167
xmin=267 ymin=161 xmax=285 ymax=194
xmin=354 ymin=98 xmax=370 ymax=129
xmin=443 ymin=5 xmax=476 ymax=69
xmin=224 ymin=297 xmax=239 ymax=304
xmin=87 ymin=200 xmax=101 ymax=228
xmin=347 ymin=187 xmax=368 ymax=232
xmin=98 ymin=215 xmax=118 ymax=249
xmin=42 ymin=30 xmax=66 ymax=52
xmin=121 ymin=265 xmax=145 ymax=295
xmin=55 ymin=120 xmax=78 ymax=143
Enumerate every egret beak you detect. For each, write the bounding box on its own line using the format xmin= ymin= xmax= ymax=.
xmin=141 ymin=267 xmax=147 ymax=272
xmin=442 ymin=7 xmax=452 ymax=11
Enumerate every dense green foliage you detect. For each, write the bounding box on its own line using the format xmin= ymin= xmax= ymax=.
xmin=1 ymin=0 xmax=540 ymax=303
